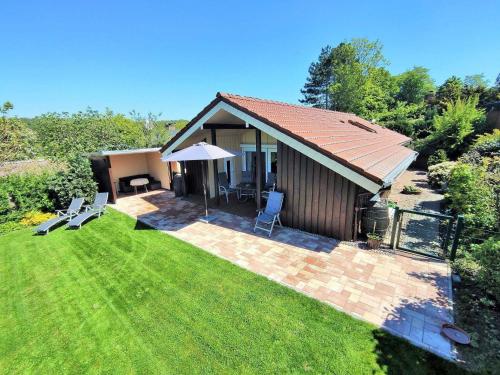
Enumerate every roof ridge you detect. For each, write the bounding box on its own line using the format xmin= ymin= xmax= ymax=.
xmin=217 ymin=92 xmax=359 ymax=117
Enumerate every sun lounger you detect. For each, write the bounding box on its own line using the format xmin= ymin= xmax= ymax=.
xmin=67 ymin=192 xmax=108 ymax=229
xmin=35 ymin=197 xmax=84 ymax=234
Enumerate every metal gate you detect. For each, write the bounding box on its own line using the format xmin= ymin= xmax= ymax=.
xmin=389 ymin=207 xmax=464 ymax=259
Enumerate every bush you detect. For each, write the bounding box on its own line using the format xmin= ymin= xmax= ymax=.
xmin=427 ymin=161 xmax=456 ymax=189
xmin=0 ymin=103 xmax=39 ymax=163
xmin=419 ymin=96 xmax=485 ymax=157
xmin=20 ymin=211 xmax=56 ymax=226
xmin=470 ymin=129 xmax=500 ymax=156
xmin=401 ymin=185 xmax=421 ymax=194
xmin=445 ymin=163 xmax=497 ymax=231
xmin=472 ymin=237 xmax=500 ymax=302
xmin=0 ymin=171 xmax=56 ymax=224
xmin=453 ymin=253 xmax=481 ymax=279
xmin=427 ymin=149 xmax=448 ymax=167
xmin=49 ymin=155 xmax=97 ymax=208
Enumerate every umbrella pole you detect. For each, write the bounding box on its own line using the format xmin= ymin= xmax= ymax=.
xmin=202 ymin=161 xmax=208 ymax=218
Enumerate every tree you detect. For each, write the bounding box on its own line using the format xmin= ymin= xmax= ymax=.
xmin=327 ymin=39 xmax=395 ymax=117
xmin=29 ymin=109 xmax=146 ymax=160
xmin=300 ymin=39 xmax=393 ymax=115
xmin=328 ymin=42 xmax=365 ymax=113
xmin=376 ymin=101 xmax=426 ymax=137
xmin=427 ymin=96 xmax=485 ymax=155
xmin=396 ymin=66 xmax=435 ymax=104
xmin=0 ymin=102 xmax=38 ymax=163
xmin=300 ymin=46 xmax=334 ymax=108
xmin=49 ymin=155 xmax=97 ymax=208
xmin=129 ymin=110 xmax=177 ymax=147
xmin=436 ymin=76 xmax=463 ymax=107
xmin=464 ymin=74 xmax=488 ymax=89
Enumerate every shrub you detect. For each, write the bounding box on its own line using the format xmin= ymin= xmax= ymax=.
xmin=0 ymin=171 xmax=56 ymax=224
xmin=0 ymin=102 xmax=39 ymax=163
xmin=49 ymin=155 xmax=97 ymax=208
xmin=445 ymin=163 xmax=497 ymax=231
xmin=427 ymin=161 xmax=456 ymax=189
xmin=427 ymin=149 xmax=448 ymax=167
xmin=420 ymin=96 xmax=485 ymax=157
xmin=0 ymin=221 xmax=25 ymax=236
xmin=453 ymin=253 xmax=481 ymax=279
xmin=20 ymin=211 xmax=56 ymax=226
xmin=470 ymin=129 xmax=500 ymax=156
xmin=401 ymin=185 xmax=421 ymax=194
xmin=472 ymin=237 xmax=500 ymax=302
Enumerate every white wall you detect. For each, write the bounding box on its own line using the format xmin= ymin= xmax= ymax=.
xmin=109 ymin=152 xmax=171 ymax=190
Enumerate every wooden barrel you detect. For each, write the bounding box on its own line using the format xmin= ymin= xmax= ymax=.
xmin=362 ymin=205 xmax=391 ymax=236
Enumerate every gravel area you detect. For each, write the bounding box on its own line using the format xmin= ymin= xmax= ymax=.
xmin=389 ymin=169 xmax=446 ymax=257
xmin=390 ymin=169 xmax=443 ymax=213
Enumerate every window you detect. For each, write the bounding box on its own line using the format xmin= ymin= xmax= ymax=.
xmin=241 ymin=144 xmax=277 ymax=182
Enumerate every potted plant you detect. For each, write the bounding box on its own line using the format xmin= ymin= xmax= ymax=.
xmin=367 ymin=232 xmax=383 ymax=249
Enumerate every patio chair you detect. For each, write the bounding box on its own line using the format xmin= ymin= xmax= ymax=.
xmin=254 ymin=191 xmax=284 ymax=237
xmin=264 ymin=172 xmax=276 ymax=191
xmin=241 ymin=171 xmax=253 ymax=184
xmin=67 ymin=192 xmax=109 ymax=229
xmin=35 ymin=197 xmax=84 ymax=234
xmin=218 ymin=172 xmax=238 ymax=203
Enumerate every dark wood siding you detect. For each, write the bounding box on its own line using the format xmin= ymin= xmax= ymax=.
xmin=276 ymin=141 xmax=359 ymax=240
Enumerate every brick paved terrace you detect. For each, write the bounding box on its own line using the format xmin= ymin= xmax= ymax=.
xmin=113 ymin=190 xmax=455 ymax=359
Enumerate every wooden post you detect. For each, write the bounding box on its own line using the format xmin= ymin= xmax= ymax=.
xmin=180 ymin=161 xmax=187 ymax=197
xmin=256 ymin=129 xmax=262 ymax=210
xmin=211 ymin=128 xmax=220 ymax=205
xmin=390 ymin=206 xmax=400 ymax=249
xmin=167 ymin=162 xmax=174 ymax=191
xmin=450 ymin=215 xmax=464 ymax=261
xmin=105 ymin=156 xmax=117 ymax=203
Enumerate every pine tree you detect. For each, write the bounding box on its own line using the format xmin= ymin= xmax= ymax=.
xmin=300 ymin=46 xmax=333 ymax=109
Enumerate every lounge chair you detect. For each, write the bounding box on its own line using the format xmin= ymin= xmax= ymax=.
xmin=217 ymin=172 xmax=238 ymax=203
xmin=67 ymin=192 xmax=109 ymax=229
xmin=254 ymin=191 xmax=284 ymax=237
xmin=35 ymin=197 xmax=84 ymax=234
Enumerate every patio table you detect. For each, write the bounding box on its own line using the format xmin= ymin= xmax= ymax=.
xmin=236 ymin=183 xmax=256 ymax=201
xmin=130 ymin=178 xmax=149 ymax=195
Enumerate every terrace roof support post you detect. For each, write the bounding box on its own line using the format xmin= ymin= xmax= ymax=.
xmin=256 ymin=128 xmax=262 ymax=210
xmin=180 ymin=161 xmax=187 ymax=197
xmin=211 ymin=128 xmax=220 ymax=205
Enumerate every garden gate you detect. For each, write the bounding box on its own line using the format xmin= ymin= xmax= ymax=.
xmin=389 ymin=207 xmax=464 ymax=260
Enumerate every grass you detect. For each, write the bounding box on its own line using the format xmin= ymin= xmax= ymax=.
xmin=0 ymin=208 xmax=466 ymax=374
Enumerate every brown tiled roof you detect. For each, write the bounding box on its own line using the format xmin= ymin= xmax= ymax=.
xmin=217 ymin=93 xmax=415 ymax=184
xmin=161 ymin=92 xmax=416 ymax=186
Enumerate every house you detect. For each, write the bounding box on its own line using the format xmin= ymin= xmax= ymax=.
xmin=160 ymin=93 xmax=417 ymax=240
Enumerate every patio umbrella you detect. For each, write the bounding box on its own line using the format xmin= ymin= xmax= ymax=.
xmin=162 ymin=142 xmax=235 ymax=223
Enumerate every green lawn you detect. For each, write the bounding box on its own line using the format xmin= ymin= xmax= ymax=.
xmin=0 ymin=208 xmax=465 ymax=374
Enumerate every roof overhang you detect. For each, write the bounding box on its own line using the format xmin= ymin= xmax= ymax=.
xmin=382 ymin=151 xmax=418 ymax=187
xmin=89 ymin=147 xmax=160 ymax=157
xmin=161 ymin=99 xmax=384 ymax=193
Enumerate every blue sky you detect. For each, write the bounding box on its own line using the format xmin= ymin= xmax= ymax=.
xmin=2 ymin=0 xmax=499 ymax=119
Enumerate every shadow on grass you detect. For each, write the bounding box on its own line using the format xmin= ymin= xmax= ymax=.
xmin=372 ymin=329 xmax=467 ymax=375
xmin=134 ymin=220 xmax=155 ymax=230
